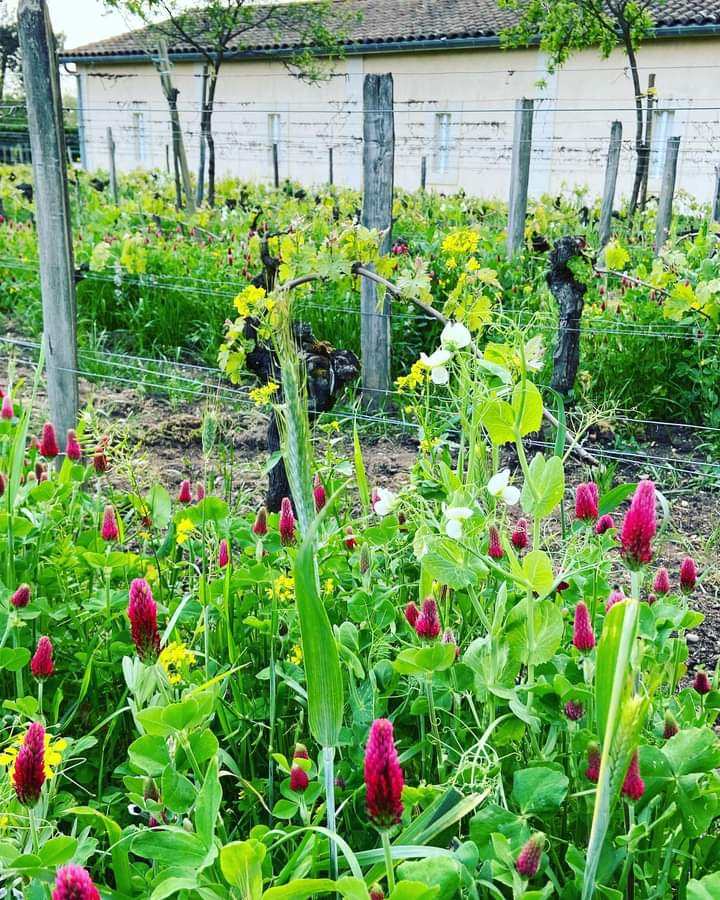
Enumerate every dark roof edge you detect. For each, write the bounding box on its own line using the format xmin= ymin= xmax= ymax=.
xmin=60 ymin=23 xmax=720 ymax=65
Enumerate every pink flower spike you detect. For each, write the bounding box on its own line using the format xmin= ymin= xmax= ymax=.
xmin=0 ymin=393 xmax=13 ymax=420
xmin=511 ymin=518 xmax=529 ymax=550
xmin=622 ymin=751 xmax=645 ymax=801
xmin=488 ymin=525 xmax=504 ymax=559
xmin=595 ymin=514 xmax=614 ymax=535
xmin=574 ymin=482 xmax=599 ymax=521
xmin=653 ymin=567 xmax=671 ymax=595
xmin=101 ymin=505 xmax=119 ymax=542
xmin=605 ymin=588 xmax=625 ymax=613
xmin=572 ymin=601 xmax=595 ymax=651
xmin=218 ymin=539 xmax=230 ymax=569
xmin=663 ymin=712 xmax=679 ymax=740
xmin=620 ymin=480 xmax=657 ymax=567
xmin=65 ymin=429 xmax=82 ymax=462
xmin=680 ymin=557 xmax=697 ymax=593
xmin=515 ymin=833 xmax=544 ymax=878
xmin=39 ymin=422 xmax=60 ymax=459
xmin=196 ymin=483 xmax=205 ymax=502
xmin=0 ymin=472 xmax=5 ymax=497
xmin=364 ymin=718 xmax=404 ymax=829
xmin=11 ymin=583 xmax=31 ymax=609
xmin=585 ymin=743 xmax=601 ymax=782
xmin=31 ymin=636 xmax=54 ymax=679
xmin=127 ymin=578 xmax=160 ymax=661
xmin=12 ymin=722 xmax=46 ymax=806
xmin=313 ymin=474 xmax=326 ymax=512
xmin=404 ymin=601 xmax=419 ymax=628
xmin=693 ymin=670 xmax=712 ymax=695
xmin=252 ymin=506 xmax=268 ymax=536
xmin=290 ymin=765 xmax=309 ymax=793
xmin=279 ymin=497 xmax=296 ymax=545
xmin=52 ymin=865 xmax=101 ymax=900
xmin=564 ymin=700 xmax=584 ymax=721
xmin=178 ymin=480 xmax=192 ymax=504
xmin=415 ymin=598 xmax=441 ymax=639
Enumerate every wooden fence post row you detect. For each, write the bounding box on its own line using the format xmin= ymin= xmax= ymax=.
xmin=507 ymin=97 xmax=534 ymax=258
xmin=17 ymin=0 xmax=79 ymax=439
xmin=599 ymin=120 xmax=622 ymax=247
xmin=654 ymin=136 xmax=681 ymax=254
xmin=360 ymin=73 xmax=394 ymax=410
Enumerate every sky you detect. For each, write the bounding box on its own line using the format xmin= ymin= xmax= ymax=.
xmin=26 ymin=1 xmax=131 ymax=51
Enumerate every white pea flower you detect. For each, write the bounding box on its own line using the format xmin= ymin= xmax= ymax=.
xmin=441 ymin=321 xmax=472 ymax=351
xmin=419 ymin=348 xmax=453 ymax=385
xmin=372 ymin=486 xmax=398 ymax=517
xmin=487 ymin=468 xmax=521 ymax=506
xmin=444 ymin=506 xmax=473 ymax=540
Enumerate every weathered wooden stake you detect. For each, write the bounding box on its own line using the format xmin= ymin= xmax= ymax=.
xmin=272 ymin=142 xmax=279 ymax=188
xmin=654 ymin=135 xmax=681 ymax=254
xmin=165 ymin=143 xmax=170 ymax=174
xmin=107 ymin=126 xmax=118 ymax=204
xmin=420 ymin=155 xmax=427 ymax=191
xmin=599 ymin=120 xmax=622 ymax=247
xmin=196 ymin=63 xmax=209 ymax=207
xmin=549 ymin=237 xmax=587 ymax=397
xmin=507 ymin=97 xmax=534 ymax=257
xmin=713 ymin=166 xmax=720 ymax=223
xmin=17 ymin=0 xmax=78 ymax=437
xmin=360 ymin=73 xmax=394 ymax=410
xmin=638 ymin=73 xmax=656 ymax=211
xmin=156 ymin=41 xmax=195 ymax=214
xmin=328 ymin=146 xmax=334 ymax=185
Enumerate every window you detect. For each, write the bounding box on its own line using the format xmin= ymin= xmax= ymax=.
xmin=650 ymin=108 xmax=676 ymax=178
xmin=433 ymin=112 xmax=452 ymax=175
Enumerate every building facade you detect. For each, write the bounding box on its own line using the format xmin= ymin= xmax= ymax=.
xmin=62 ymin=0 xmax=720 ymax=202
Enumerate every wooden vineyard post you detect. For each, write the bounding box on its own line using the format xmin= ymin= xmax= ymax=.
xmin=17 ymin=0 xmax=79 ymax=437
xmin=549 ymin=237 xmax=587 ymax=397
xmin=713 ymin=166 xmax=720 ymax=223
xmin=156 ymin=40 xmax=195 ymax=214
xmin=638 ymin=73 xmax=656 ymax=211
xmin=599 ymin=120 xmax=622 ymax=248
xmin=107 ymin=126 xmax=118 ymax=205
xmin=420 ymin=155 xmax=427 ymax=191
xmin=328 ymin=146 xmax=334 ymax=185
xmin=360 ymin=73 xmax=395 ymax=410
xmin=196 ymin=63 xmax=208 ymax=207
xmin=507 ymin=97 xmax=534 ymax=258
xmin=272 ymin=142 xmax=280 ymax=188
xmin=654 ymin=135 xmax=681 ymax=254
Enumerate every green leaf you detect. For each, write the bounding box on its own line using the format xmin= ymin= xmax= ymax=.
xmin=512 ymin=380 xmax=543 ymax=437
xmin=38 ymin=836 xmax=77 ymax=867
xmin=422 ymin=537 xmax=486 ymax=590
xmin=161 ymin=765 xmax=196 ymax=815
xmin=0 ymin=648 xmax=30 ymax=672
xmin=147 ymin=484 xmax=172 ymax=529
xmin=688 ymin=872 xmax=720 ymax=900
xmin=389 ymin=883 xmax=440 ymax=900
xmin=521 ymin=454 xmax=565 ymax=519
xmin=663 ymin=728 xmax=720 ymax=776
xmin=480 ymin=399 xmax=516 ymax=445
xmin=353 ymin=424 xmax=370 ymax=514
xmin=162 ymin=697 xmax=201 ymax=732
xmin=397 ymin=859 xmax=460 ymax=900
xmin=128 ymin=734 xmax=170 ymax=776
xmin=394 ymin=644 xmax=456 ymax=676
xmin=195 ymin=757 xmax=222 ymax=847
xmin=511 ymin=767 xmax=569 ymax=815
xmin=132 ymin=828 xmax=213 ymax=869
xmin=595 ymin=601 xmax=627 ymax=742
xmin=506 ymin=599 xmax=564 ymax=667
xmin=68 ymin=806 xmax=133 ymax=895
xmin=522 ymin=550 xmax=554 ymax=597
xmin=598 ymin=483 xmax=636 ymax=517
xmin=220 ymin=839 xmax=266 ymax=898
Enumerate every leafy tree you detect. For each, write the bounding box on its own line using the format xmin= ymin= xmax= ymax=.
xmin=104 ymin=0 xmax=354 ymax=206
xmin=499 ymin=0 xmax=655 ymax=216
xmin=0 ymin=0 xmax=20 ymax=104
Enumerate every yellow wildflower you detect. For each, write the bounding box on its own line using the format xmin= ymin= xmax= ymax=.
xmin=419 ymin=437 xmax=440 ymax=453
xmin=441 ymin=229 xmax=480 ymax=256
xmin=234 ymin=284 xmax=267 ymax=317
xmin=323 ymin=578 xmax=335 ymax=596
xmin=249 ymin=381 xmax=279 ymax=407
xmin=267 ymin=573 xmax=295 ymax=603
xmin=467 ymin=256 xmax=480 ymax=272
xmin=289 ymin=644 xmax=303 ymax=665
xmin=395 ymin=360 xmax=427 ymax=394
xmin=0 ymin=731 xmax=68 ymax=780
xmin=176 ymin=518 xmax=195 ymax=546
xmin=144 ymin=562 xmax=159 ymax=583
xmin=158 ymin=641 xmax=196 ymax=685
xmin=446 ymin=257 xmax=457 ymax=270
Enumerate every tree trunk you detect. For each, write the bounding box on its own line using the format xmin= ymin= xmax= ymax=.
xmin=206 ymin=68 xmax=218 ymax=207
xmin=625 ymin=33 xmax=647 ymax=219
xmin=196 ymin=63 xmax=208 ymax=207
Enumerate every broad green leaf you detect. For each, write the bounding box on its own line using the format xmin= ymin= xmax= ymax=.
xmin=521 ymin=454 xmax=564 ymax=519
xmin=595 ymin=602 xmax=627 ymax=741
xmin=422 ymin=537 xmax=486 ymax=590
xmin=389 ymin=884 xmax=439 ymax=900
xmin=195 ymin=757 xmax=222 ymax=847
xmin=38 ymin=836 xmax=77 ymax=866
xmin=397 ymin=858 xmax=459 ymax=900
xmin=161 ymin=765 xmax=196 ymax=815
xmin=480 ymin=399 xmax=516 ymax=445
xmin=220 ymin=839 xmax=266 ymax=898
xmin=128 ymin=735 xmax=170 ymax=776
xmin=68 ymin=806 xmax=133 ymax=895
xmin=511 ymin=766 xmax=569 ymax=815
xmin=512 ymin=380 xmax=543 ymax=436
xmin=506 ymin=599 xmax=564 ymax=667
xmin=394 ymin=644 xmax=456 ymax=676
xmin=688 ymin=872 xmax=720 ymax=900
xmin=522 ymin=550 xmax=554 ymax=597
xmin=132 ymin=828 xmax=213 ymax=868
xmin=0 ymin=648 xmax=30 ymax=672
xmin=663 ymin=728 xmax=720 ymax=777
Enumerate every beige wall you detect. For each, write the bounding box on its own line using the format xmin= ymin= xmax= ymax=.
xmin=77 ymin=36 xmax=720 ymax=203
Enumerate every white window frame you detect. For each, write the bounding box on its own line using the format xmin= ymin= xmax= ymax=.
xmin=433 ymin=112 xmax=452 ymax=176
xmin=130 ymin=102 xmax=148 ymax=166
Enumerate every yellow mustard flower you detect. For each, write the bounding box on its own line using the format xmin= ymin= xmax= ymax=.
xmin=234 ymin=284 xmax=267 ymax=317
xmin=441 ymin=229 xmax=480 ymax=256
xmin=395 ymin=360 xmax=427 ymax=394
xmin=419 ymin=437 xmax=440 ymax=453
xmin=144 ymin=562 xmax=159 ymax=583
xmin=323 ymin=578 xmax=335 ymax=596
xmin=176 ymin=518 xmax=195 ymax=546
xmin=267 ymin=573 xmax=295 ymax=603
xmin=289 ymin=644 xmax=303 ymax=665
xmin=249 ymin=381 xmax=279 ymax=407
xmin=0 ymin=731 xmax=68 ymax=781
xmin=159 ymin=641 xmax=196 ymax=685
